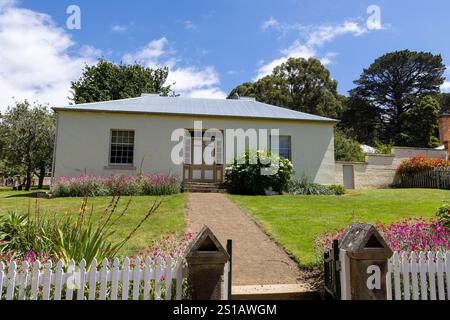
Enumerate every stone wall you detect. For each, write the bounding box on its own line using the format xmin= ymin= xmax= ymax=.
xmin=335 ymin=155 xmax=397 ymax=189
xmin=335 ymin=146 xmax=449 ymax=189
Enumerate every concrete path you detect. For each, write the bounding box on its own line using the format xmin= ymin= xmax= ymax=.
xmin=185 ymin=193 xmax=308 ymax=286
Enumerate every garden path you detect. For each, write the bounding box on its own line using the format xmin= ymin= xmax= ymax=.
xmin=185 ymin=193 xmax=311 ymax=287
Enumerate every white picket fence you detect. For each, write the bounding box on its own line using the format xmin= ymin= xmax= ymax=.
xmin=0 ymin=256 xmax=184 ymax=300
xmin=387 ymin=251 xmax=450 ymax=300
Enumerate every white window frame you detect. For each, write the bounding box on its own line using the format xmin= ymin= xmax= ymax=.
xmin=109 ymin=129 xmax=135 ymax=166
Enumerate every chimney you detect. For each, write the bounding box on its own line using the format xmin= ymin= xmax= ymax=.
xmin=439 ymin=114 xmax=450 ymax=156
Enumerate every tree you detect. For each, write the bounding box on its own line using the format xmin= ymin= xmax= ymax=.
xmin=438 ymin=93 xmax=450 ymax=114
xmin=349 ymin=50 xmax=445 ymax=145
xmin=399 ymin=96 xmax=440 ymax=147
xmin=71 ymin=60 xmax=173 ymax=104
xmin=339 ymin=96 xmax=382 ymax=145
xmin=228 ymin=57 xmax=343 ymax=118
xmin=1 ymin=101 xmax=55 ymax=190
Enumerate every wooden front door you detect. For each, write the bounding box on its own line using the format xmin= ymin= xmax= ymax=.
xmin=183 ymin=130 xmax=224 ymax=183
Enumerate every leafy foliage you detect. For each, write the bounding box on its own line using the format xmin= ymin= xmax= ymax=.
xmin=70 ymin=60 xmax=173 ymax=104
xmin=339 ymin=96 xmax=382 ymax=145
xmin=225 ymin=150 xmax=293 ymax=195
xmin=374 ymin=142 xmax=393 ymax=155
xmin=399 ymin=95 xmax=441 ymax=147
xmin=287 ymin=176 xmax=345 ymax=195
xmin=345 ymin=50 xmax=445 ymax=146
xmin=438 ymin=93 xmax=450 ymax=115
xmin=436 ymin=204 xmax=450 ymax=228
xmin=334 ymin=129 xmax=365 ymax=162
xmin=228 ymin=57 xmax=343 ymax=118
xmin=396 ymin=155 xmax=450 ymax=174
xmin=1 ymin=101 xmax=55 ymax=190
xmin=0 ymin=197 xmax=162 ymax=267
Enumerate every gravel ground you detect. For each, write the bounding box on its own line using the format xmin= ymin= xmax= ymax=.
xmin=185 ymin=193 xmax=313 ymax=287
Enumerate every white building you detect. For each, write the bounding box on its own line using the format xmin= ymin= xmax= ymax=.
xmin=52 ymin=94 xmax=337 ymax=184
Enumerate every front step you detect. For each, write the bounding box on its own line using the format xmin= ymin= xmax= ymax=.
xmin=183 ymin=182 xmax=228 ymax=193
xmin=231 ymin=284 xmax=321 ymax=300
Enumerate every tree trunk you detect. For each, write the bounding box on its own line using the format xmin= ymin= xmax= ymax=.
xmin=38 ymin=166 xmax=46 ymax=189
xmin=25 ymin=169 xmax=32 ymax=191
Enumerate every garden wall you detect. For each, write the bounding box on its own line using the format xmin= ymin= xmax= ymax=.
xmin=335 ymin=155 xmax=397 ymax=189
xmin=335 ymin=146 xmax=448 ymax=189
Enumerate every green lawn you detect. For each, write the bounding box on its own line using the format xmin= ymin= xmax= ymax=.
xmin=0 ymin=187 xmax=186 ymax=256
xmin=229 ymin=189 xmax=450 ymax=268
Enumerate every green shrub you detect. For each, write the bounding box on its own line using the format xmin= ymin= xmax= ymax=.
xmin=334 ymin=129 xmax=366 ymax=162
xmin=225 ymin=150 xmax=293 ymax=195
xmin=436 ymin=204 xmax=450 ymax=228
xmin=374 ymin=142 xmax=393 ymax=155
xmin=288 ymin=177 xmax=346 ymax=195
xmin=328 ymin=184 xmax=346 ymax=195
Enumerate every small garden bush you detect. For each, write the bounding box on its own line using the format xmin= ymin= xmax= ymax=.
xmin=397 ymin=155 xmax=450 ymax=174
xmin=50 ymin=174 xmax=181 ymax=197
xmin=334 ymin=128 xmax=366 ymax=162
xmin=374 ymin=142 xmax=393 ymax=155
xmin=288 ymin=176 xmax=346 ymax=195
xmin=436 ymin=204 xmax=450 ymax=228
xmin=225 ymin=150 xmax=293 ymax=195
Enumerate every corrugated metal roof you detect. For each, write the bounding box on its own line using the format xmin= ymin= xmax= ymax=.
xmin=52 ymin=95 xmax=337 ymax=123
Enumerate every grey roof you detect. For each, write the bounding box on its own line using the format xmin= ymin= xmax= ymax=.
xmin=52 ymin=95 xmax=337 ymax=123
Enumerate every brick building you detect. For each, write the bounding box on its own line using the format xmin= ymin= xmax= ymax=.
xmin=439 ymin=113 xmax=450 ymax=156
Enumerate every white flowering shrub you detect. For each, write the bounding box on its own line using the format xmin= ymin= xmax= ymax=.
xmin=225 ymin=150 xmax=293 ymax=195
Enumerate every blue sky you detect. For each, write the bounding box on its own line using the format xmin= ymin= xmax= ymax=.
xmin=1 ymin=0 xmax=450 ymax=111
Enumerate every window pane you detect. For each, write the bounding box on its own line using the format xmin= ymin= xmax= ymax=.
xmin=110 ymin=130 xmax=135 ymax=165
xmin=278 ymin=136 xmax=291 ymax=160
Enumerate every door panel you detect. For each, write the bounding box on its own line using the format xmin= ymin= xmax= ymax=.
xmin=343 ymin=165 xmax=355 ymax=189
xmin=184 ymin=130 xmax=224 ymax=183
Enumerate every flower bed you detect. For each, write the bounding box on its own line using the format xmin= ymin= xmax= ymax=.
xmin=130 ymin=231 xmax=194 ymax=268
xmin=397 ymin=155 xmax=450 ymax=174
xmin=0 ymin=231 xmax=194 ymax=270
xmin=50 ymin=174 xmax=181 ymax=197
xmin=315 ymin=217 xmax=450 ymax=259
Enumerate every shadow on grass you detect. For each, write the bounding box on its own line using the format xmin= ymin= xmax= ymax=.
xmin=6 ymin=191 xmax=48 ymax=198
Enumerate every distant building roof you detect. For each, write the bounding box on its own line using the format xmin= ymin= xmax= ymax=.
xmin=52 ymin=94 xmax=337 ymax=123
xmin=360 ymin=144 xmax=376 ymax=154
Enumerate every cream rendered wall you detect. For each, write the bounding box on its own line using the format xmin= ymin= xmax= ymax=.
xmin=53 ymin=111 xmax=336 ymax=184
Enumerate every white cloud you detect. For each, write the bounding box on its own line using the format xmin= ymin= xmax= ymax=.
xmin=256 ymin=19 xmax=377 ymax=80
xmin=306 ymin=21 xmax=366 ymax=47
xmin=123 ymin=38 xmax=226 ymax=99
xmin=187 ymin=88 xmax=226 ymax=99
xmin=261 ymin=17 xmax=280 ymax=31
xmin=111 ymin=24 xmax=128 ymax=33
xmin=0 ymin=0 xmax=16 ymax=9
xmin=0 ymin=3 xmax=101 ymax=112
xmin=442 ymin=81 xmax=450 ymax=93
xmin=123 ymin=37 xmax=171 ymax=67
xmin=184 ymin=20 xmax=197 ymax=31
xmin=255 ymin=41 xmax=315 ymax=80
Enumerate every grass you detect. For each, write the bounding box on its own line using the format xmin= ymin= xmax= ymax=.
xmin=0 ymin=187 xmax=186 ymax=256
xmin=229 ymin=189 xmax=450 ymax=268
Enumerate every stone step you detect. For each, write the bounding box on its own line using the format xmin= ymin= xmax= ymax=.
xmin=231 ymin=284 xmax=321 ymax=300
xmin=182 ymin=182 xmax=228 ymax=193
